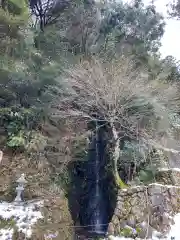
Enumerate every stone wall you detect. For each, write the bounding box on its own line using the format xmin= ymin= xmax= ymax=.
xmin=155 ymin=168 xmax=180 ymax=185
xmin=108 ymin=168 xmax=180 ymax=239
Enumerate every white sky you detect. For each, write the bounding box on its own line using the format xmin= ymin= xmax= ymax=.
xmin=149 ymin=0 xmax=180 ymax=60
xmin=124 ymin=0 xmax=180 ymax=60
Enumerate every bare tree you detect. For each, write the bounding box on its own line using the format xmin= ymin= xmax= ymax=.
xmin=29 ymin=0 xmax=71 ymax=30
xmin=51 ymin=56 xmax=179 ymax=188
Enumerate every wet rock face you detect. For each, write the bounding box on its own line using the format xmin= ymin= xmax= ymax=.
xmin=109 ymin=169 xmax=180 ymax=239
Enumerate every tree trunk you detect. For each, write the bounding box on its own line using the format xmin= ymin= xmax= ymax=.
xmin=111 ymin=122 xmax=128 ymax=189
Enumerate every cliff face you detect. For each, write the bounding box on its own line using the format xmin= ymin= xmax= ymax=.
xmin=108 ymin=168 xmax=180 ymax=239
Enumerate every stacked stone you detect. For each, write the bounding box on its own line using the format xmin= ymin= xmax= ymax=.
xmin=108 ymin=168 xmax=180 ymax=239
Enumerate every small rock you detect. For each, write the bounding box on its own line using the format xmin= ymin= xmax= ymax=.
xmin=108 ymin=222 xmax=115 ymax=235
xmin=127 ymin=215 xmax=136 ymax=227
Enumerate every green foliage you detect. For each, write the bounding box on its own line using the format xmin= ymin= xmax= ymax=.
xmin=6 ymin=0 xmax=28 ymax=15
xmin=0 ymin=0 xmax=29 ymax=52
xmin=99 ymin=0 xmax=165 ymax=59
xmin=0 ymin=107 xmax=43 ymax=149
xmin=120 ymin=226 xmax=135 ymax=237
xmin=147 ymin=55 xmax=180 ymax=82
xmin=7 ymin=132 xmax=26 ymax=148
xmin=138 ymin=166 xmax=156 ymax=184
xmin=0 ymin=5 xmax=64 ymax=150
xmin=168 ymin=0 xmax=180 ymax=19
xmin=0 ymin=217 xmax=16 ymax=229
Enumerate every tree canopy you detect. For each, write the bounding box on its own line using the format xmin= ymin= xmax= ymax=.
xmin=167 ymin=0 xmax=180 ymax=19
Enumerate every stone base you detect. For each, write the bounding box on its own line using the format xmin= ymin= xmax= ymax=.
xmin=109 ymin=168 xmax=180 ymax=238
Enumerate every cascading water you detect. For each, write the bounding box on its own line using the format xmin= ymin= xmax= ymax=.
xmin=79 ymin=122 xmax=109 ymax=237
xmin=68 ymin=120 xmax=117 ymax=239
xmin=93 ymin=125 xmax=103 ymax=234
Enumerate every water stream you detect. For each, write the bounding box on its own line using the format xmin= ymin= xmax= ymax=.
xmin=93 ymin=125 xmax=101 ymax=233
xmin=84 ymin=125 xmax=109 ymax=236
xmin=68 ymin=121 xmax=117 ymax=239
xmin=76 ymin=124 xmax=109 ymax=236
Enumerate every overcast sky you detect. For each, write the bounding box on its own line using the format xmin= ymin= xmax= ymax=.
xmin=152 ymin=0 xmax=180 ymax=60
xmin=124 ymin=0 xmax=180 ymax=60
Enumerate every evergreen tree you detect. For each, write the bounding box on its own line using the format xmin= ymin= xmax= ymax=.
xmin=0 ymin=0 xmax=63 ymax=149
xmin=99 ymin=0 xmax=165 ymax=58
xmin=168 ymin=0 xmax=180 ymax=19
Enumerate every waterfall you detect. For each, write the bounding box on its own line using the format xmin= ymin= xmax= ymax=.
xmin=79 ymin=122 xmax=109 ymax=237
xmin=68 ymin=120 xmax=117 ymax=239
xmin=94 ymin=125 xmax=101 ymax=233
